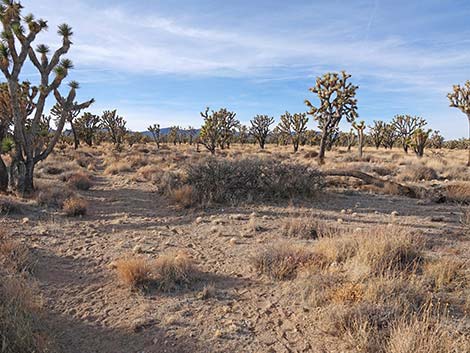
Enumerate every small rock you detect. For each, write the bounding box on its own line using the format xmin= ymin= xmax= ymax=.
xmin=337 ymin=218 xmax=344 ymax=224
xmin=133 ymin=245 xmax=142 ymax=253
xmin=195 ymin=217 xmax=204 ymax=224
xmin=21 ymin=217 xmax=29 ymax=224
xmin=229 ymin=237 xmax=238 ymax=245
xmin=391 ymin=211 xmax=399 ymax=217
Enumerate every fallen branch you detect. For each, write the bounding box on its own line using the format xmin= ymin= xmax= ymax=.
xmin=323 ymin=169 xmax=419 ymax=198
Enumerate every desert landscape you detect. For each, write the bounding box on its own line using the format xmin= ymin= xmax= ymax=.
xmin=1 ymin=1 xmax=470 ymax=353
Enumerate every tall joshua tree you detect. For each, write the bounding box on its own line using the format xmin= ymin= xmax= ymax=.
xmin=369 ymin=120 xmax=386 ymax=149
xmin=148 ymin=123 xmax=161 ymax=149
xmin=448 ymin=81 xmax=470 ymax=166
xmin=411 ymin=128 xmax=431 ymax=158
xmin=352 ymin=120 xmax=366 ymax=158
xmin=76 ymin=112 xmax=100 ymax=147
xmin=305 ymin=71 xmax=358 ymax=164
xmin=277 ymin=111 xmax=308 ymax=153
xmin=391 ymin=115 xmax=426 ymax=153
xmin=382 ymin=123 xmax=397 ymax=149
xmin=101 ymin=110 xmax=126 ymax=150
xmin=199 ymin=107 xmax=239 ymax=154
xmin=250 ymin=114 xmax=274 ymax=149
xmin=0 ymin=3 xmax=93 ymax=194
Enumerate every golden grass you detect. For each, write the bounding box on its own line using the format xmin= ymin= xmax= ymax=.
xmin=62 ymin=197 xmax=88 ymax=217
xmin=168 ymin=185 xmax=194 ymax=208
xmin=115 ymin=256 xmax=152 ymax=289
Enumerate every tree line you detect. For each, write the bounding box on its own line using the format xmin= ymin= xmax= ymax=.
xmin=0 ymin=1 xmax=469 ymax=197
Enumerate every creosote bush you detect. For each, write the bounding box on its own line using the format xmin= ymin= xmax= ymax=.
xmin=186 ymin=157 xmax=324 ymax=204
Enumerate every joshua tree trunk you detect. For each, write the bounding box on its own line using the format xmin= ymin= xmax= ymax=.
xmin=318 ymin=131 xmax=327 ymax=165
xmin=293 ymin=139 xmax=299 ymax=153
xmin=0 ymin=157 xmax=8 ymax=192
xmin=467 ymin=114 xmax=470 ymax=167
xmin=70 ymin=121 xmax=79 ymax=149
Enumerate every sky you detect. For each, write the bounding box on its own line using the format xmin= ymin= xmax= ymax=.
xmin=18 ymin=0 xmax=470 ymax=139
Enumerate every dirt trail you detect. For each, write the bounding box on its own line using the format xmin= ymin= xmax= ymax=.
xmin=4 ymin=156 xmax=467 ymax=352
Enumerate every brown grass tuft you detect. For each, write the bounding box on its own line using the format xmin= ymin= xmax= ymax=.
xmin=153 ymin=251 xmax=197 ymax=291
xmin=168 ymin=185 xmax=194 ymax=208
xmin=66 ymin=172 xmax=92 ymax=190
xmin=115 ymin=256 xmax=152 ymax=289
xmin=62 ymin=197 xmax=88 ymax=217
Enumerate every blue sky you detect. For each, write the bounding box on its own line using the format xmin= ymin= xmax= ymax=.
xmin=20 ymin=0 xmax=470 ymax=138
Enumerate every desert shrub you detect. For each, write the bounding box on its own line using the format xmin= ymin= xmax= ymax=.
xmin=104 ymin=161 xmax=133 ymax=175
xmin=36 ymin=185 xmax=75 ymax=208
xmin=153 ymin=251 xmax=197 ymax=291
xmin=168 ymin=185 xmax=194 ymax=208
xmin=186 ymin=157 xmax=324 ymax=204
xmin=398 ymin=164 xmax=438 ymax=182
xmin=387 ymin=306 xmax=470 ymax=353
xmin=444 ymin=182 xmax=470 ymax=203
xmin=281 ymin=217 xmax=335 ymax=239
xmin=0 ymin=276 xmax=55 ymax=353
xmin=66 ymin=172 xmax=92 ymax=190
xmin=0 ymin=235 xmax=33 ymax=274
xmin=136 ymin=165 xmax=162 ymax=183
xmin=62 ymin=197 xmax=88 ymax=217
xmin=423 ymin=258 xmax=467 ymax=290
xmin=253 ymin=243 xmax=323 ymax=280
xmin=304 ymin=150 xmax=319 ymax=159
xmin=115 ymin=257 xmax=152 ymax=289
xmin=0 ymin=196 xmax=21 ymax=215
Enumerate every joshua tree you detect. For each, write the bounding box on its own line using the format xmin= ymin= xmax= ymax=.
xmin=217 ymin=109 xmax=238 ymax=149
xmin=391 ymin=115 xmax=426 ymax=153
xmin=199 ymin=107 xmax=239 ymax=154
xmin=448 ymin=81 xmax=470 ymax=166
xmin=352 ymin=120 xmax=366 ymax=158
xmin=75 ymin=112 xmax=100 ymax=147
xmin=369 ymin=120 xmax=386 ymax=149
xmin=148 ymin=123 xmax=161 ymax=149
xmin=168 ymin=126 xmax=180 ymax=145
xmin=187 ymin=126 xmax=197 ymax=145
xmin=428 ymin=130 xmax=444 ymax=149
xmin=382 ymin=123 xmax=397 ymax=149
xmin=277 ymin=111 xmax=308 ymax=153
xmin=101 ymin=110 xmax=126 ymax=150
xmin=238 ymin=125 xmax=249 ymax=144
xmin=411 ymin=128 xmax=431 ymax=158
xmin=305 ymin=71 xmax=358 ymax=164
xmin=250 ymin=114 xmax=274 ymax=149
xmin=0 ymin=2 xmax=94 ymax=194
xmin=344 ymin=129 xmax=356 ymax=151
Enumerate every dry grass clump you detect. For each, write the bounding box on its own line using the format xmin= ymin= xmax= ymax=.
xmin=186 ymin=157 xmax=324 ymax=204
xmin=0 ymin=276 xmax=55 ymax=353
xmin=0 ymin=196 xmax=22 ymax=215
xmin=135 ymin=165 xmax=162 ymax=183
xmin=115 ymin=252 xmax=197 ymax=292
xmin=0 ymin=235 xmax=33 ymax=274
xmin=65 ymin=171 xmax=92 ymax=190
xmin=291 ymin=226 xmax=470 ymax=352
xmin=62 ymin=197 xmax=88 ymax=217
xmin=104 ymin=160 xmax=133 ymax=175
xmin=168 ymin=185 xmax=194 ymax=208
xmin=444 ymin=182 xmax=470 ymax=203
xmin=281 ymin=217 xmax=336 ymax=239
xmin=398 ymin=164 xmax=438 ymax=182
xmin=36 ymin=185 xmax=75 ymax=208
xmin=252 ymin=243 xmax=323 ymax=280
xmin=115 ymin=257 xmax=152 ymax=289
xmin=153 ymin=251 xmax=196 ymax=291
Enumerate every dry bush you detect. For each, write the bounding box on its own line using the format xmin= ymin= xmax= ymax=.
xmin=65 ymin=172 xmax=92 ymax=190
xmin=444 ymin=182 xmax=470 ymax=203
xmin=0 ymin=196 xmax=21 ymax=215
xmin=398 ymin=164 xmax=438 ymax=182
xmin=104 ymin=160 xmax=133 ymax=175
xmin=136 ymin=165 xmax=162 ymax=183
xmin=36 ymin=185 xmax=75 ymax=208
xmin=281 ymin=217 xmax=336 ymax=239
xmin=62 ymin=197 xmax=88 ymax=217
xmin=186 ymin=157 xmax=324 ymax=204
xmin=423 ymin=258 xmax=467 ymax=290
xmin=153 ymin=251 xmax=197 ymax=291
xmin=304 ymin=150 xmax=319 ymax=159
xmin=168 ymin=185 xmax=194 ymax=208
xmin=115 ymin=257 xmax=152 ymax=289
xmin=253 ymin=242 xmax=323 ymax=280
xmin=387 ymin=306 xmax=470 ymax=353
xmin=0 ymin=236 xmax=33 ymax=274
xmin=0 ymin=276 xmax=55 ymax=353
